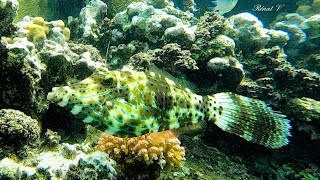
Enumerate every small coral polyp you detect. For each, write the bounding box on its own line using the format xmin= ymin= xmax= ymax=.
xmin=97 ymin=130 xmax=185 ymax=167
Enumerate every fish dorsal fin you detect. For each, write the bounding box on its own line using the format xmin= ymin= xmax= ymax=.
xmin=148 ymin=64 xmax=199 ymax=93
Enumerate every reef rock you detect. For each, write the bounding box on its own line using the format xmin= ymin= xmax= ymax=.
xmin=272 ymin=13 xmax=307 ymax=51
xmin=0 ymin=150 xmax=117 ymax=179
xmin=66 ymin=151 xmax=117 ymax=180
xmin=78 ymin=0 xmax=108 ymax=40
xmin=0 ymin=109 xmax=40 ymax=158
xmin=225 ymin=12 xmax=289 ymax=55
xmin=300 ymin=14 xmax=320 ymax=40
xmin=113 ymin=2 xmax=196 ymax=46
xmin=0 ymin=0 xmax=18 ymax=36
xmin=1 ymin=16 xmax=106 ymax=116
xmin=0 ymin=37 xmax=47 ymax=116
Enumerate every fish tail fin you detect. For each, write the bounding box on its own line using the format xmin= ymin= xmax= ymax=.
xmin=206 ymin=92 xmax=291 ymax=149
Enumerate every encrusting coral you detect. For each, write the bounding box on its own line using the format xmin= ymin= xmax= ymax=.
xmin=97 ymin=130 xmax=185 ymax=167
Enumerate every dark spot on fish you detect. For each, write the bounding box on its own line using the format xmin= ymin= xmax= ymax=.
xmin=101 ymin=78 xmax=114 ymax=86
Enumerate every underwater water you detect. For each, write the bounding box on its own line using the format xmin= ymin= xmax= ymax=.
xmin=0 ymin=0 xmax=320 ymax=179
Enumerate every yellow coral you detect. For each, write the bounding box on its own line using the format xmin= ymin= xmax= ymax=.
xmin=63 ymin=27 xmax=71 ymax=41
xmin=97 ymin=130 xmax=185 ymax=167
xmin=32 ymin=16 xmax=45 ymax=26
xmin=52 ymin=20 xmax=65 ymax=28
xmin=26 ymin=23 xmax=46 ymax=42
xmin=22 ymin=17 xmax=71 ymax=43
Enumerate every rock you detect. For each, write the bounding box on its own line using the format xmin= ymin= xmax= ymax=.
xmin=0 ymin=109 xmax=40 ymax=157
xmin=0 ymin=0 xmax=18 ymax=36
xmin=225 ymin=12 xmax=289 ymax=55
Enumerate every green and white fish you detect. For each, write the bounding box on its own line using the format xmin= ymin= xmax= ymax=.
xmin=47 ymin=70 xmax=291 ymax=149
xmin=209 ymin=0 xmax=238 ymax=14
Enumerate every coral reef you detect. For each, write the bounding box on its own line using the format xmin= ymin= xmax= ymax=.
xmin=158 ymin=134 xmax=257 ymax=179
xmin=66 ymin=151 xmax=117 ymax=179
xmin=152 ymin=43 xmax=198 ymax=76
xmin=186 ymin=12 xmax=244 ymax=90
xmin=191 ymin=12 xmax=227 ymax=61
xmin=0 ymin=124 xmax=117 ymax=179
xmin=108 ymin=40 xmax=150 ymax=69
xmin=272 ymin=13 xmax=320 ymax=72
xmin=296 ymin=0 xmax=320 ymax=17
xmin=300 ymin=14 xmax=320 ymax=40
xmin=237 ymin=46 xmax=320 ymax=101
xmin=0 ymin=150 xmax=117 ymax=179
xmin=225 ymin=12 xmax=289 ymax=56
xmin=285 ymin=97 xmax=320 ymax=122
xmin=97 ymin=130 xmax=185 ymax=167
xmin=15 ymin=16 xmax=71 ymax=45
xmin=43 ymin=129 xmax=61 ymax=147
xmin=0 ymin=36 xmax=47 ymax=117
xmin=282 ymin=97 xmax=320 ymax=141
xmin=1 ymin=16 xmax=106 ymax=116
xmin=104 ymin=0 xmax=172 ymax=17
xmin=0 ymin=109 xmax=40 ymax=158
xmin=272 ymin=13 xmax=307 ymax=52
xmin=113 ymin=2 xmax=196 ymax=46
xmin=0 ymin=0 xmax=18 ymax=36
xmin=1 ymin=0 xmax=320 ymax=179
xmin=78 ymin=0 xmax=107 ymax=41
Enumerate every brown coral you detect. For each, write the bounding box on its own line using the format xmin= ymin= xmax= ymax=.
xmin=97 ymin=130 xmax=185 ymax=167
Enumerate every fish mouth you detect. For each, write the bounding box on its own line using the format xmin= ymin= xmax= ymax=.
xmin=47 ymin=87 xmax=63 ymax=102
xmin=47 ymin=90 xmax=57 ymax=101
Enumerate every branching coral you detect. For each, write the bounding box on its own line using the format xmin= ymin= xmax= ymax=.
xmin=97 ymin=130 xmax=185 ymax=167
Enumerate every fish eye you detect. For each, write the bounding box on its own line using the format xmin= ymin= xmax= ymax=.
xmin=101 ymin=78 xmax=114 ymax=86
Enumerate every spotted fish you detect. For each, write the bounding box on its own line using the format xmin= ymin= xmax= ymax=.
xmin=47 ymin=70 xmax=291 ymax=149
xmin=209 ymin=0 xmax=238 ymax=15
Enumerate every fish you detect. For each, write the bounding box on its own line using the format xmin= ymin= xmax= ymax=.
xmin=209 ymin=0 xmax=238 ymax=15
xmin=47 ymin=69 xmax=291 ymax=149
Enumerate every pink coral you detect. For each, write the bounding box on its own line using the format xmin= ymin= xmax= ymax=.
xmin=97 ymin=130 xmax=185 ymax=167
